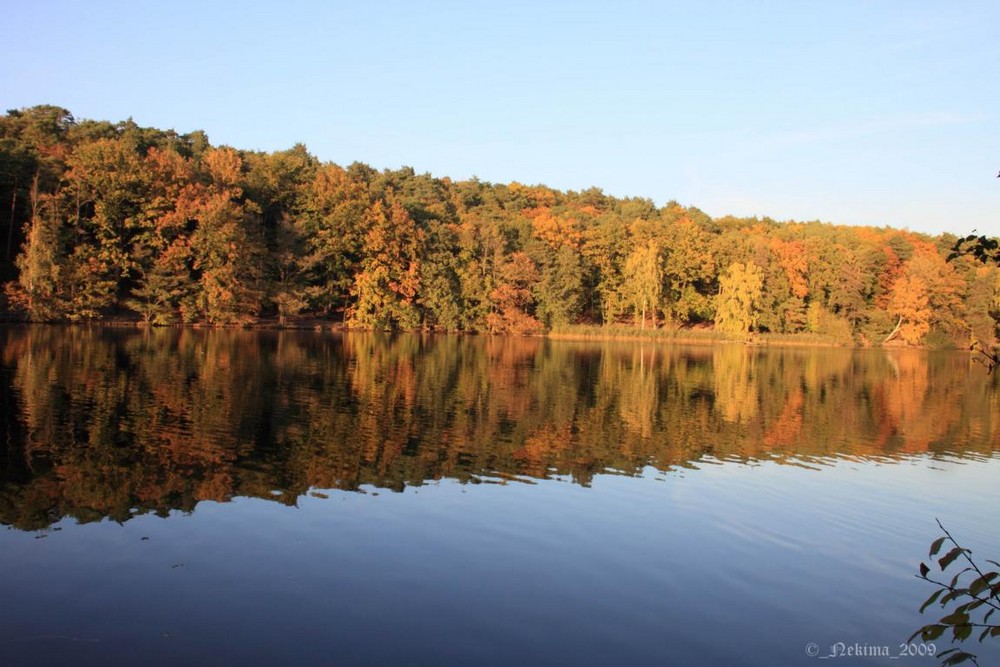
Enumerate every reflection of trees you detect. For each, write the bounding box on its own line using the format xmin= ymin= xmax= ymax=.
xmin=880 ymin=350 xmax=935 ymax=452
xmin=713 ymin=345 xmax=759 ymax=424
xmin=764 ymin=387 xmax=804 ymax=449
xmin=760 ymin=351 xmax=854 ymax=458
xmin=877 ymin=351 xmax=990 ymax=456
xmin=0 ymin=328 xmax=997 ymax=530
xmin=617 ymin=345 xmax=659 ymax=438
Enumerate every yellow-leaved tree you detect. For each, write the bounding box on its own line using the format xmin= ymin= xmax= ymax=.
xmin=714 ymin=262 xmax=764 ymax=340
xmin=622 ymin=239 xmax=663 ymax=329
xmin=884 ymin=274 xmax=930 ymax=345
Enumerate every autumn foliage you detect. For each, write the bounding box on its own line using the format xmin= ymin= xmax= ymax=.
xmin=1 ymin=106 xmax=997 ymax=348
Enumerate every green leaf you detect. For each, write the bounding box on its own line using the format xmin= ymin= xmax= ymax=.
xmin=941 ymin=611 xmax=970 ymax=626
xmin=992 ymin=626 xmax=1000 ymax=638
xmin=930 ymin=536 xmax=948 ymax=557
xmin=921 ymin=624 xmax=946 ymax=641
xmin=953 ymin=624 xmax=973 ymax=641
xmin=969 ymin=573 xmax=998 ymax=596
xmin=985 ymin=608 xmax=996 ymax=623
xmin=942 ymin=651 xmax=975 ymax=666
xmin=940 ymin=547 xmax=966 ymax=570
xmin=920 ymin=589 xmax=943 ymax=613
xmin=941 ymin=590 xmax=961 ymax=605
xmin=979 ymin=628 xmax=991 ymax=642
xmin=920 ymin=562 xmax=930 ymax=577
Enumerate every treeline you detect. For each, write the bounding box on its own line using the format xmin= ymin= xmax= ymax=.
xmin=2 ymin=328 xmax=996 ymax=530
xmin=1 ymin=105 xmax=997 ymax=345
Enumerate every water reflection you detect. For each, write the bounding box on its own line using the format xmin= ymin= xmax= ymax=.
xmin=0 ymin=327 xmax=996 ymax=530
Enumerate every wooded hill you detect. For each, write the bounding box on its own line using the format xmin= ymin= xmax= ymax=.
xmin=1 ymin=105 xmax=997 ymax=346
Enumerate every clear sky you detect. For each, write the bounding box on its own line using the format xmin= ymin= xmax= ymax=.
xmin=3 ymin=1 xmax=997 ymax=236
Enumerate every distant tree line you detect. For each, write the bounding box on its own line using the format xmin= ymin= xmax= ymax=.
xmin=1 ymin=105 xmax=997 ymax=346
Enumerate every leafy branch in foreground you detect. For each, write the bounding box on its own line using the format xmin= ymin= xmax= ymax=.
xmin=946 ymin=232 xmax=1000 ymax=374
xmin=968 ymin=340 xmax=999 ymax=375
xmin=911 ymin=519 xmax=1000 ymax=666
xmin=947 ymin=234 xmax=1000 ymax=267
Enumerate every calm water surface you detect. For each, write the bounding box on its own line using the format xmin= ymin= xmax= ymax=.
xmin=1 ymin=327 xmax=998 ymax=666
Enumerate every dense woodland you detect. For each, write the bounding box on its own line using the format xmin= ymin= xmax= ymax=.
xmin=1 ymin=105 xmax=997 ymax=347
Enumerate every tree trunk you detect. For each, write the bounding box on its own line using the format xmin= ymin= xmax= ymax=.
xmin=883 ymin=316 xmax=903 ymax=344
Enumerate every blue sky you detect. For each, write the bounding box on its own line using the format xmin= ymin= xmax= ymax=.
xmin=3 ymin=1 xmax=997 ymax=236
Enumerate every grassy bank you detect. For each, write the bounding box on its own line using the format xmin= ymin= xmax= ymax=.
xmin=546 ymin=324 xmax=854 ymax=348
xmin=2 ymin=318 xmax=969 ymax=351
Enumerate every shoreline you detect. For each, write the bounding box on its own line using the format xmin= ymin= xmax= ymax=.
xmin=0 ymin=319 xmax=978 ymax=351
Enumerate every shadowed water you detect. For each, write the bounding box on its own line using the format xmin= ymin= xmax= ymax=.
xmin=0 ymin=327 xmax=997 ymax=665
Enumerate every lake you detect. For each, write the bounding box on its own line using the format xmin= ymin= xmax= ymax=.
xmin=1 ymin=327 xmax=997 ymax=666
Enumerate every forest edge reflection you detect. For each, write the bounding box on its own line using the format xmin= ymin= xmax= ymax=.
xmin=1 ymin=326 xmax=997 ymax=532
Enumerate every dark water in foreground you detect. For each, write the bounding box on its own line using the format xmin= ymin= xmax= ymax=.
xmin=0 ymin=327 xmax=997 ymax=666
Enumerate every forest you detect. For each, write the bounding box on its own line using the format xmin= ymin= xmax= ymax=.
xmin=1 ymin=105 xmax=997 ymax=347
